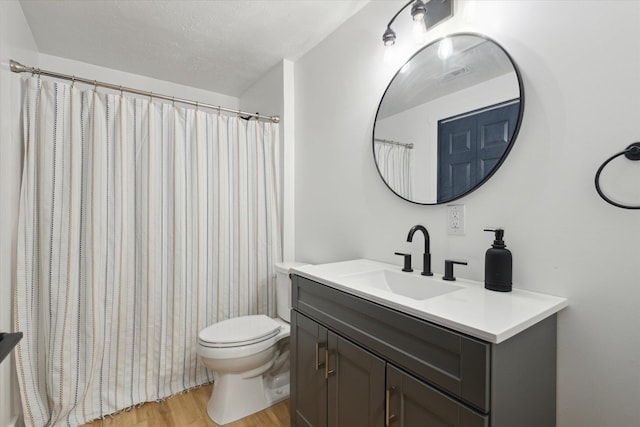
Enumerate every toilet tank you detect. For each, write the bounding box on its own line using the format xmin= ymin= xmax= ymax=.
xmin=275 ymin=262 xmax=309 ymax=322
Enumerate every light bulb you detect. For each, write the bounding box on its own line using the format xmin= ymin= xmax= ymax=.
xmin=411 ymin=0 xmax=427 ymax=22
xmin=382 ymin=27 xmax=396 ymax=47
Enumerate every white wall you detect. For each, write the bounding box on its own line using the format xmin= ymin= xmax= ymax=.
xmin=295 ymin=1 xmax=640 ymax=426
xmin=37 ymin=54 xmax=239 ymax=109
xmin=240 ymin=61 xmax=284 ymax=117
xmin=0 ymin=2 xmax=39 ymax=425
xmin=239 ymin=60 xmax=296 ymax=261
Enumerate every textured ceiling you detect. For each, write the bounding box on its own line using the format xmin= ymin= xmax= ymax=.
xmin=20 ymin=0 xmax=368 ymax=96
xmin=378 ymin=37 xmax=517 ymax=119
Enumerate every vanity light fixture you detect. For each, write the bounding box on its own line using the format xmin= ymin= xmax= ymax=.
xmin=411 ymin=0 xmax=427 ymax=21
xmin=382 ymin=0 xmax=453 ymax=48
xmin=383 ymin=26 xmax=397 ymax=46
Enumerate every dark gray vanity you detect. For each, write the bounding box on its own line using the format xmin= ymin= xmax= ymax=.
xmin=290 ymin=274 xmax=558 ymax=427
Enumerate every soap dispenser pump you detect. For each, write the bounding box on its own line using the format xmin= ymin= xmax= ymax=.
xmin=484 ymin=228 xmax=512 ymax=292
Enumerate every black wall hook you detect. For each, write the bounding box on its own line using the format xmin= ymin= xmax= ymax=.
xmin=594 ymin=142 xmax=640 ymax=210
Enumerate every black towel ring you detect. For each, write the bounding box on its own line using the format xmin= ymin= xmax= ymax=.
xmin=594 ymin=142 xmax=640 ymax=209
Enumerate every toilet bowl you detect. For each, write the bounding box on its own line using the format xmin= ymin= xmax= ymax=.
xmin=197 ymin=261 xmax=307 ymax=425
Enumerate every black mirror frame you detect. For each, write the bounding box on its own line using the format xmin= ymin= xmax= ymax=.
xmin=372 ymin=32 xmax=525 ymax=205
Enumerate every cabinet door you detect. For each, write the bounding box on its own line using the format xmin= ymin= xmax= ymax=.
xmin=327 ymin=331 xmax=385 ymax=427
xmin=291 ymin=312 xmax=328 ymax=427
xmin=386 ymin=364 xmax=488 ymax=427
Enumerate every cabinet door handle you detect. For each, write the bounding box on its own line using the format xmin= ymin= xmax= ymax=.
xmin=385 ymin=387 xmax=397 ymax=426
xmin=315 ymin=343 xmax=325 ymax=370
xmin=324 ymin=349 xmax=335 ymax=379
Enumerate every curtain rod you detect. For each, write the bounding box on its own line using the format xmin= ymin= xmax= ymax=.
xmin=374 ymin=138 xmax=414 ymax=149
xmin=9 ymin=60 xmax=280 ymax=123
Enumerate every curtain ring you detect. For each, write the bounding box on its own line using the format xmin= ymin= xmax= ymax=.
xmin=172 ymin=96 xmax=175 ymax=106
xmin=93 ymin=80 xmax=98 ymax=92
xmin=149 ymin=92 xmax=153 ymax=102
xmin=195 ymin=101 xmax=199 ymax=111
xmin=119 ymin=85 xmax=123 ymax=97
xmin=71 ymin=75 xmax=75 ymax=87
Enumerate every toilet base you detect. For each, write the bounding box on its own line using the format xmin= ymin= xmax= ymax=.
xmin=206 ymin=365 xmax=290 ymax=425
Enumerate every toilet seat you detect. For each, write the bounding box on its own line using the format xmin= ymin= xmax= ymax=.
xmin=199 ymin=315 xmax=282 ymax=348
xmin=198 ymin=318 xmax=289 ymax=360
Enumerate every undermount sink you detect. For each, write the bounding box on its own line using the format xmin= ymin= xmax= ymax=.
xmin=340 ymin=269 xmax=463 ymax=300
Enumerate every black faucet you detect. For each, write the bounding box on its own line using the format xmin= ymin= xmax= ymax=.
xmin=407 ymin=225 xmax=433 ymax=276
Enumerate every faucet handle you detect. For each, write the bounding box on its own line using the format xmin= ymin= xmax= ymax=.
xmin=443 ymin=259 xmax=468 ymax=281
xmin=394 ymin=252 xmax=413 ymax=272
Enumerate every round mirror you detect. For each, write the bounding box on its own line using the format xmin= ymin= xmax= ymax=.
xmin=373 ymin=33 xmax=524 ymax=204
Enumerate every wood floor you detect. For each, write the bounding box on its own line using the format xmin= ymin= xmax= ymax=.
xmin=82 ymin=384 xmax=290 ymax=427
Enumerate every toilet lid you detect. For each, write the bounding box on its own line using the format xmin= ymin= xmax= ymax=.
xmin=199 ymin=315 xmax=281 ymax=347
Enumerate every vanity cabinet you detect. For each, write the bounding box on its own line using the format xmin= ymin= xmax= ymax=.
xmin=292 ymin=311 xmax=385 ymax=426
xmin=290 ymin=275 xmax=558 ymax=427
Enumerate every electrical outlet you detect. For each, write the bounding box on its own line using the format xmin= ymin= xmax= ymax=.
xmin=447 ymin=204 xmax=465 ymax=235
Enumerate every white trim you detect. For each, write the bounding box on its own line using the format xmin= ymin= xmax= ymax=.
xmin=440 ymin=98 xmax=520 ymax=123
xmin=282 ymin=59 xmax=296 ymax=262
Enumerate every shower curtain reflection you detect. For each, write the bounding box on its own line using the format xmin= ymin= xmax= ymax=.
xmin=374 ymin=140 xmax=413 ymax=200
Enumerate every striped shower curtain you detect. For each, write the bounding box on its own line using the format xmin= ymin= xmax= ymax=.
xmin=374 ymin=141 xmax=413 ymax=199
xmin=14 ymin=77 xmax=282 ymax=426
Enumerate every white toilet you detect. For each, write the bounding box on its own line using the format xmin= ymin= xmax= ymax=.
xmin=197 ymin=261 xmax=307 ymax=425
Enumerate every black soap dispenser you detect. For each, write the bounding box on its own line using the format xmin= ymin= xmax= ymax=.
xmin=484 ymin=228 xmax=512 ymax=292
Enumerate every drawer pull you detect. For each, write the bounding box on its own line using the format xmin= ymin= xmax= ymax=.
xmin=385 ymin=387 xmax=397 ymax=426
xmin=325 ymin=349 xmax=335 ymax=379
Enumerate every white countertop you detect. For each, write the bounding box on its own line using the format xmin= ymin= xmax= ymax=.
xmin=291 ymin=259 xmax=568 ymax=344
